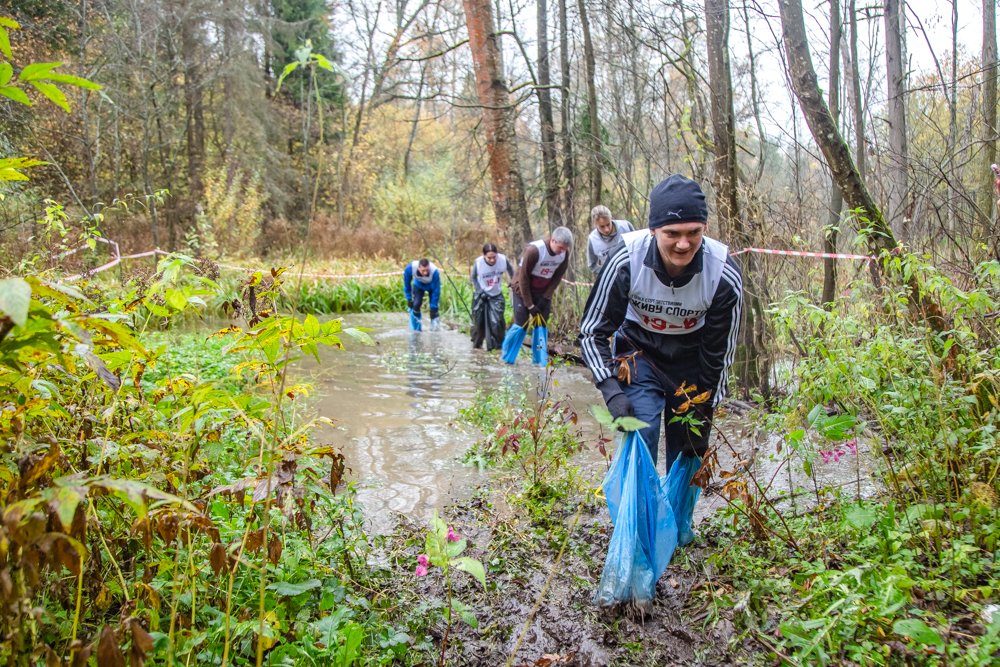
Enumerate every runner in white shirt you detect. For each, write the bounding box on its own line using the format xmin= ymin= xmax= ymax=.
xmin=586 ymin=205 xmax=635 ymax=274
xmin=469 ymin=243 xmax=513 ymax=350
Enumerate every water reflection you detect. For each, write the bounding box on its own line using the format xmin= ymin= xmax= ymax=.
xmin=297 ymin=313 xmax=605 ymax=533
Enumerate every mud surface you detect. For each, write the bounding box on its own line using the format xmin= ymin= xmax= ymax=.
xmin=386 ymin=494 xmax=752 ymax=667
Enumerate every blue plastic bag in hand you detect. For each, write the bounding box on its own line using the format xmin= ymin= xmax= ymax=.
xmin=408 ymin=309 xmax=422 ymax=331
xmin=531 ymin=325 xmax=548 ymax=365
xmin=666 ymin=455 xmax=702 ymax=546
xmin=594 ymin=431 xmax=678 ymax=606
xmin=501 ymin=325 xmax=527 ymax=364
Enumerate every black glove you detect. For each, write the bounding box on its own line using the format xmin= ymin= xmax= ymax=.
xmin=430 ymin=307 xmax=439 ymax=319
xmin=527 ymin=304 xmax=540 ymax=317
xmin=407 ymin=298 xmax=414 ymax=310
xmin=607 ymin=393 xmax=635 ymax=420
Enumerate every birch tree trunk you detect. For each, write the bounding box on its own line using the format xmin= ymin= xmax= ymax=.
xmin=576 ymin=0 xmax=601 ymax=205
xmin=884 ymin=0 xmax=908 ymax=240
xmin=823 ymin=0 xmax=842 ymax=307
xmin=463 ymin=0 xmax=532 ymax=251
xmin=537 ymin=0 xmax=561 ymax=228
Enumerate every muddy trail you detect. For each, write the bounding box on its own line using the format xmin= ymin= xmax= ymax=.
xmin=293 ymin=313 xmax=875 ymax=666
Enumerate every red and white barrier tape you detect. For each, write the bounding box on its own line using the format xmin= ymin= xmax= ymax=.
xmin=563 ymin=247 xmax=874 ymax=288
xmin=61 ymin=243 xmax=875 ymax=285
xmin=63 ymin=247 xmax=405 ymax=282
xmin=729 ymin=247 xmax=873 ymax=261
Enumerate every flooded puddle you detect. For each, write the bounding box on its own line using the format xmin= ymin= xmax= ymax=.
xmin=298 ymin=313 xmax=607 ymax=532
xmin=292 ymin=313 xmax=877 ymax=532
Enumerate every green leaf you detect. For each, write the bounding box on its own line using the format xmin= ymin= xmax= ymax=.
xmin=164 ymin=288 xmax=187 ymax=311
xmin=31 ymin=81 xmax=70 ymax=112
xmin=807 ymin=404 xmax=826 ymax=429
xmin=303 ymin=314 xmax=320 ymax=337
xmin=19 ymin=62 xmax=61 ymax=82
xmin=0 ymin=86 xmax=30 ymax=106
xmin=275 ymin=61 xmax=298 ymax=92
xmin=342 ymin=327 xmax=374 ymax=345
xmin=459 ymin=611 xmax=478 ymax=628
xmin=0 ymin=26 xmax=10 ymax=60
xmin=802 ymin=459 xmax=812 ymax=478
xmin=446 ymin=537 xmax=466 ymax=558
xmin=614 ymin=416 xmax=650 ymax=432
xmin=0 ymin=277 xmax=31 ymax=326
xmin=267 ymin=579 xmax=322 ymax=597
xmin=35 ymin=72 xmax=101 ymax=90
xmin=893 ymin=618 xmax=943 ymax=648
xmin=590 ymin=405 xmax=614 ymax=426
xmin=845 ymin=504 xmax=877 ymax=531
xmin=0 ymin=17 xmax=21 ymax=29
xmin=0 ymin=63 xmax=11 ymax=86
xmin=451 ymin=556 xmax=486 ymax=587
xmin=51 ymin=485 xmax=88 ymax=531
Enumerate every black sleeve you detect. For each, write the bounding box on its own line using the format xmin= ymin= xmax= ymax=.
xmin=698 ymin=255 xmax=743 ymax=407
xmin=579 ymin=244 xmax=631 ymax=391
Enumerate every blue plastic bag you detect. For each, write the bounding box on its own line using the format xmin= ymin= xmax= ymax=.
xmin=408 ymin=309 xmax=422 ymax=331
xmin=666 ymin=455 xmax=702 ymax=546
xmin=594 ymin=430 xmax=678 ymax=606
xmin=531 ymin=325 xmax=548 ymax=365
xmin=501 ymin=325 xmax=527 ymax=364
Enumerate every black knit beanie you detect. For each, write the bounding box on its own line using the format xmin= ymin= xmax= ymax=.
xmin=648 ymin=174 xmax=709 ymax=228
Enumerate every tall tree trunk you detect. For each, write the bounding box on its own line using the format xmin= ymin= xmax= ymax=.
xmin=706 ymin=0 xmax=768 ymax=398
xmin=463 ymin=0 xmax=532 ymax=251
xmin=558 ymin=0 xmax=575 ymax=231
xmin=742 ymin=0 xmax=766 ymax=183
xmin=403 ymin=65 xmax=427 ymax=178
xmin=222 ymin=0 xmax=240 ymax=187
xmin=884 ymin=0 xmax=908 ymax=240
xmin=778 ymin=0 xmax=898 ymax=255
xmin=704 ymin=0 xmax=739 ymax=237
xmin=823 ymin=0 xmax=843 ymax=308
xmin=848 ymin=0 xmax=865 ymax=185
xmin=183 ymin=11 xmax=205 ymax=206
xmin=537 ymin=0 xmax=561 ymax=229
xmin=949 ymin=0 xmax=959 ymax=249
xmin=576 ymin=0 xmax=601 ymax=205
xmin=981 ymin=0 xmax=998 ymax=243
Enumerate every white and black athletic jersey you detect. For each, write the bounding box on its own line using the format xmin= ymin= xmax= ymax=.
xmin=587 ymin=219 xmax=635 ymax=274
xmin=579 ymin=231 xmax=742 ymax=407
xmin=470 ymin=254 xmax=512 ymax=297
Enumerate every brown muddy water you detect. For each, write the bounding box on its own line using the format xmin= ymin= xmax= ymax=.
xmin=298 ymin=313 xmax=609 ymax=533
xmin=297 ymin=312 xmax=879 ymax=533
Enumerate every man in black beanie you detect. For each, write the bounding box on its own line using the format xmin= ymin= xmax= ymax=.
xmin=579 ymin=174 xmax=742 ymax=510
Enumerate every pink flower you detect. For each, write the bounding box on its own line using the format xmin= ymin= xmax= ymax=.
xmin=446 ymin=527 xmax=460 ymax=543
xmin=819 ymin=451 xmax=832 ymax=464
xmin=417 ymin=554 xmax=429 ymax=567
xmin=415 ymin=565 xmax=428 ymax=576
xmin=846 ymin=440 xmax=858 ymax=455
xmin=832 ymin=449 xmax=844 ymax=463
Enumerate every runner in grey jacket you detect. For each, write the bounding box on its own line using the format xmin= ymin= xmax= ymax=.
xmin=579 ymin=175 xmax=742 ymax=470
xmin=586 ymin=205 xmax=635 ymax=274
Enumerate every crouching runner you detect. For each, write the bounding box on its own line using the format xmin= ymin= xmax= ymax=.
xmin=470 ymin=243 xmax=513 ymax=351
xmin=403 ymin=258 xmax=441 ymax=331
xmin=579 ymin=174 xmax=742 ymax=544
xmin=502 ymin=226 xmax=573 ymax=364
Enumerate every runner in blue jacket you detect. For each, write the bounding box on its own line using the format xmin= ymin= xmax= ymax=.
xmin=403 ymin=258 xmax=441 ymax=331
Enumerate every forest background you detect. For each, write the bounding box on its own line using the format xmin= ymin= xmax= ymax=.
xmin=3 ymin=0 xmax=999 ymax=287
